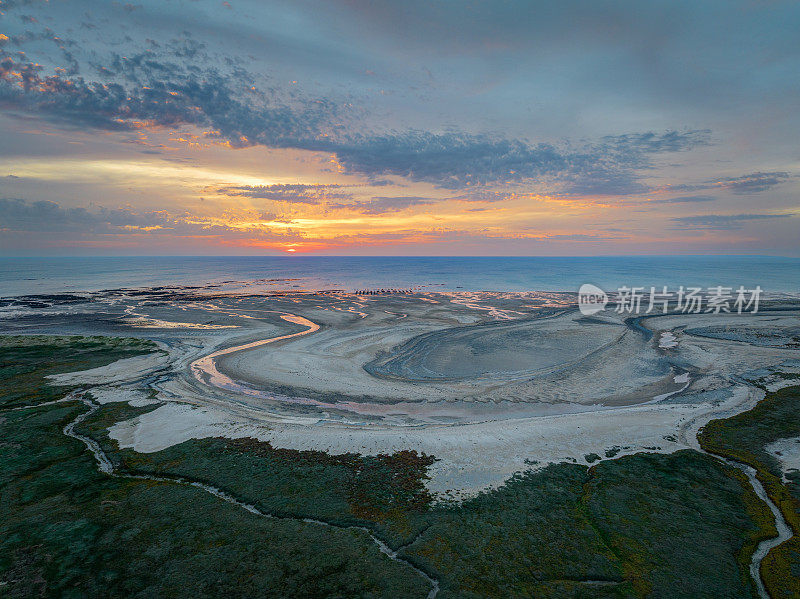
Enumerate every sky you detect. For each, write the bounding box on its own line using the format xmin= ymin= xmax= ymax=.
xmin=0 ymin=0 xmax=798 ymax=256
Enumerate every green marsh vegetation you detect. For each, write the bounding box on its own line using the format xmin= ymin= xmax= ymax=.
xmin=0 ymin=336 xmax=430 ymax=598
xmin=0 ymin=335 xmax=158 ymax=409
xmin=0 ymin=334 xmax=786 ymax=598
xmin=398 ymin=451 xmax=770 ymax=598
xmin=90 ymin=421 xmax=772 ymax=597
xmin=700 ymin=382 xmax=800 ymax=598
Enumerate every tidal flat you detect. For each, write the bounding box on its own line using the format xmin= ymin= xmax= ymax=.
xmin=1 ymin=286 xmax=800 ymax=597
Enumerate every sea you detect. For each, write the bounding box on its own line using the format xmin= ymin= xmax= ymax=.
xmin=1 ymin=255 xmax=799 ymax=297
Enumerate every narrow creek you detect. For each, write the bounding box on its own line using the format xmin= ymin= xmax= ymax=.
xmin=642 ymin=315 xmax=795 ymax=599
xmin=65 ymin=307 xmax=796 ymax=599
xmin=694 ymin=448 xmax=794 ymax=599
xmin=62 ymin=394 xmax=440 ymax=599
xmin=680 ymin=388 xmax=794 ymax=599
xmin=734 ymin=461 xmax=793 ymax=599
xmin=678 ymin=388 xmax=794 ymax=598
xmin=190 ymin=312 xmax=320 ymax=390
xmin=64 ymin=385 xmax=793 ymax=599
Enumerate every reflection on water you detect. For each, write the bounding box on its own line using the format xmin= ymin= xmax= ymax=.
xmin=3 ymin=255 xmax=799 ymax=297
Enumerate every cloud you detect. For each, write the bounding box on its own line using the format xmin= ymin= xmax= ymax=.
xmin=327 ymin=129 xmax=708 ymax=191
xmin=666 ymin=172 xmax=791 ymax=195
xmin=671 ymin=213 xmax=791 ymax=231
xmin=602 ymin=130 xmax=711 ymax=154
xmin=0 ymin=198 xmax=313 ymax=244
xmin=450 ymin=189 xmax=512 ymax=203
xmin=0 ymin=198 xmax=528 ymax=251
xmin=0 ymin=43 xmax=711 ymax=193
xmin=650 ymin=195 xmax=716 ymax=204
xmin=333 ymin=195 xmax=438 ymax=214
xmin=0 ymin=198 xmax=169 ymax=232
xmin=328 ymin=132 xmax=568 ymax=188
xmin=166 ymin=37 xmax=206 ymax=59
xmin=0 ymin=51 xmax=338 ymax=146
xmin=540 ymin=233 xmax=624 ymax=241
xmin=562 ymin=171 xmax=651 ymax=197
xmin=215 ymin=184 xmax=351 ymax=204
xmin=717 ymin=172 xmax=791 ymax=194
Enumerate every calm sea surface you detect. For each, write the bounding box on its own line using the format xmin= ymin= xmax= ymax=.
xmin=1 ymin=256 xmax=798 ymax=297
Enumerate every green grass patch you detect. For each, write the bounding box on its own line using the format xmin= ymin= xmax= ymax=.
xmin=0 ymin=335 xmax=781 ymax=598
xmin=0 ymin=335 xmax=158 ymax=409
xmin=0 ymin=336 xmax=430 ymax=598
xmin=583 ymin=451 xmax=771 ymax=599
xmin=94 ymin=416 xmax=768 ymax=599
xmin=80 ymin=419 xmax=437 ymax=548
xmin=0 ymin=403 xmax=430 ymax=598
xmin=699 ymin=383 xmax=800 ymax=598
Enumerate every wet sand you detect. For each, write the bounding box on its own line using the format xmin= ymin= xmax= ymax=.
xmin=17 ymin=286 xmax=796 ymax=494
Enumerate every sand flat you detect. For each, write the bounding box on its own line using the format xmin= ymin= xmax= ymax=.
xmin=13 ymin=288 xmax=800 ymax=494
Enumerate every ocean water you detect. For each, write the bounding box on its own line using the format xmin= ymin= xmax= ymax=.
xmin=1 ymin=255 xmax=798 ymax=297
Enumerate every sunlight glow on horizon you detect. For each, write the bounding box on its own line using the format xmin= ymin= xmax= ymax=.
xmin=0 ymin=0 xmax=797 ymax=256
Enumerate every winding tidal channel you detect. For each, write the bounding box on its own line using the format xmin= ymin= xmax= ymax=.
xmin=738 ymin=462 xmax=793 ymax=599
xmin=61 ymin=393 xmax=440 ymax=599
xmin=190 ymin=313 xmax=320 ymax=391
xmin=183 ymin=310 xmax=795 ymax=598
xmin=58 ymin=387 xmax=793 ymax=599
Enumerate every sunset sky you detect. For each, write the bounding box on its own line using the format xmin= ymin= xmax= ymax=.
xmin=0 ymin=0 xmax=798 ymax=256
